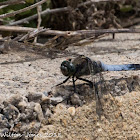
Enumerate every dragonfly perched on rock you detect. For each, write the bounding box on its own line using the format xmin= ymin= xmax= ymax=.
xmin=56 ymin=55 xmax=140 ymax=117
xmin=57 ymin=55 xmax=140 ymax=91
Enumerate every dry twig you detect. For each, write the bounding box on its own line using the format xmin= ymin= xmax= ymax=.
xmin=0 ymin=0 xmax=46 ymax=19
xmin=19 ymin=28 xmax=47 ymax=42
xmin=0 ymin=5 xmax=8 ymax=9
xmin=8 ymin=7 xmax=70 ymax=26
xmin=34 ymin=0 xmax=42 ymax=43
xmin=0 ymin=0 xmax=25 ymax=6
xmin=0 ymin=26 xmax=140 ymax=36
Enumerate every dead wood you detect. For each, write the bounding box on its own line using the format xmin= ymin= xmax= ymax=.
xmin=0 ymin=0 xmax=46 ymax=19
xmin=19 ymin=28 xmax=47 ymax=42
xmin=0 ymin=26 xmax=140 ymax=36
xmin=0 ymin=0 xmax=25 ymax=6
xmin=8 ymin=7 xmax=70 ymax=26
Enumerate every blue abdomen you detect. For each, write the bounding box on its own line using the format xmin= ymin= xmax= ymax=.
xmin=101 ymin=63 xmax=140 ymax=71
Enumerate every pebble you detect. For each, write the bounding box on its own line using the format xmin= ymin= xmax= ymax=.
xmin=71 ymin=93 xmax=82 ymax=106
xmin=50 ymin=96 xmax=63 ymax=105
xmin=27 ymin=92 xmax=43 ymax=103
xmin=2 ymin=104 xmax=20 ymax=127
xmin=0 ymin=114 xmax=10 ymax=128
xmin=7 ymin=94 xmax=23 ymax=106
xmin=34 ymin=103 xmax=45 ymax=122
xmin=67 ymin=107 xmax=76 ymax=116
xmin=41 ymin=96 xmax=50 ymax=104
xmin=54 ymin=103 xmax=67 ymax=114
xmin=44 ymin=108 xmax=52 ymax=118
xmin=18 ymin=100 xmax=28 ymax=111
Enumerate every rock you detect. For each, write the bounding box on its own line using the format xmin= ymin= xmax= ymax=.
xmin=44 ymin=108 xmax=52 ymax=118
xmin=41 ymin=96 xmax=51 ymax=112
xmin=7 ymin=95 xmax=23 ymax=106
xmin=67 ymin=107 xmax=76 ymax=116
xmin=41 ymin=96 xmax=50 ymax=104
xmin=71 ymin=93 xmax=82 ymax=106
xmin=53 ymin=103 xmax=67 ymax=114
xmin=17 ymin=97 xmax=28 ymax=111
xmin=27 ymin=92 xmax=43 ymax=103
xmin=20 ymin=102 xmax=37 ymax=121
xmin=50 ymin=96 xmax=63 ymax=105
xmin=0 ymin=114 xmax=10 ymax=128
xmin=34 ymin=103 xmax=45 ymax=122
xmin=2 ymin=104 xmax=20 ymax=121
xmin=18 ymin=100 xmax=28 ymax=112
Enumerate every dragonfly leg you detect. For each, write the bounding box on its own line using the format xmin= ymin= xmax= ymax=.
xmin=55 ymin=76 xmax=70 ymax=87
xmin=76 ymin=77 xmax=93 ymax=88
xmin=72 ymin=76 xmax=76 ymax=92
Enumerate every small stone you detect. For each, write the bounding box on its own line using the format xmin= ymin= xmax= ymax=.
xmin=50 ymin=96 xmax=63 ymax=105
xmin=20 ymin=102 xmax=36 ymax=121
xmin=71 ymin=93 xmax=82 ymax=106
xmin=43 ymin=91 xmax=48 ymax=96
xmin=53 ymin=103 xmax=67 ymax=114
xmin=44 ymin=108 xmax=52 ymax=118
xmin=67 ymin=107 xmax=76 ymax=116
xmin=41 ymin=96 xmax=50 ymax=104
xmin=0 ymin=114 xmax=10 ymax=128
xmin=18 ymin=100 xmax=28 ymax=111
xmin=27 ymin=92 xmax=43 ymax=103
xmin=34 ymin=103 xmax=45 ymax=122
xmin=2 ymin=104 xmax=20 ymax=120
xmin=7 ymin=95 xmax=23 ymax=106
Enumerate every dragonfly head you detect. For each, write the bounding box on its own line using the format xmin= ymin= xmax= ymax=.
xmin=60 ymin=59 xmax=75 ymax=76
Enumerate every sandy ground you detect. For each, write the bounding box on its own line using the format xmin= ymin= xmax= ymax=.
xmin=0 ymin=32 xmax=140 ymax=140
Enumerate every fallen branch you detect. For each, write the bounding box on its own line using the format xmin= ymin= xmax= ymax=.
xmin=0 ymin=5 xmax=8 ymax=9
xmin=8 ymin=7 xmax=70 ymax=26
xmin=0 ymin=0 xmax=47 ymax=19
xmin=0 ymin=0 xmax=25 ymax=6
xmin=0 ymin=26 xmax=140 ymax=37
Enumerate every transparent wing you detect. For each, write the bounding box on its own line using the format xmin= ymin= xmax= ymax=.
xmin=87 ymin=57 xmax=124 ymax=120
xmin=87 ymin=58 xmax=103 ymax=119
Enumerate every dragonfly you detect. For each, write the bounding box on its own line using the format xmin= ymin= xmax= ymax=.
xmin=56 ymin=55 xmax=140 ymax=117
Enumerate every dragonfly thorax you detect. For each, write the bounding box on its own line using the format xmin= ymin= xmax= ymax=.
xmin=60 ymin=60 xmax=76 ymax=76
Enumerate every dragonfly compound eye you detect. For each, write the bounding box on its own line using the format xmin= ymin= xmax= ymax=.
xmin=60 ymin=61 xmax=75 ymax=76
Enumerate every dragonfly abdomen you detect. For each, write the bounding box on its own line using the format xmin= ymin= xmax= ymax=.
xmin=101 ymin=63 xmax=140 ymax=71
